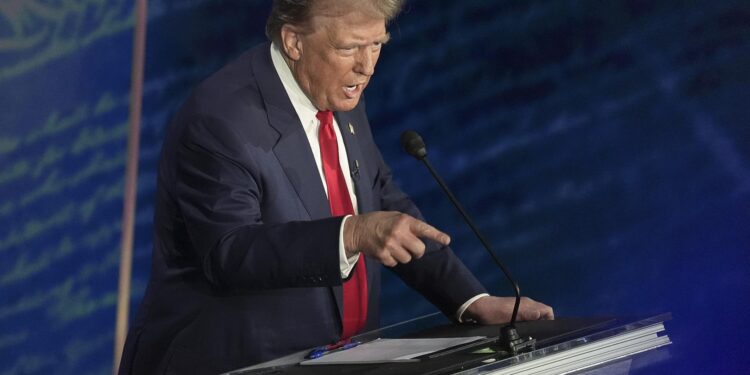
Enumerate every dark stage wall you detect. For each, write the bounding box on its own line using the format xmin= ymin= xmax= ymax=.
xmin=1 ymin=1 xmax=748 ymax=373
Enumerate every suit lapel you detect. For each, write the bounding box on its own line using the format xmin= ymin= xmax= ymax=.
xmin=334 ymin=111 xmax=374 ymax=214
xmin=270 ymin=114 xmax=332 ymax=220
xmin=252 ymin=44 xmax=331 ymax=220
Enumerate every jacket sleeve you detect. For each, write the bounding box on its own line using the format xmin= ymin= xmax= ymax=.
xmin=165 ymin=113 xmax=343 ymax=291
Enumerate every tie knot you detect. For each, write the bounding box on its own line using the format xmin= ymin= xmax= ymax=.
xmin=316 ymin=110 xmax=333 ymax=127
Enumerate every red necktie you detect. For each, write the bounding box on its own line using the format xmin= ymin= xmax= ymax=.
xmin=316 ymin=110 xmax=368 ymax=339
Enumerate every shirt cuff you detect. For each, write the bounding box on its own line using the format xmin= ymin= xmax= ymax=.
xmin=339 ymin=215 xmax=360 ymax=278
xmin=456 ymin=293 xmax=490 ymax=323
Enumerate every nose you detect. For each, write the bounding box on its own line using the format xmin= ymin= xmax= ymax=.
xmin=354 ymin=48 xmax=375 ymax=76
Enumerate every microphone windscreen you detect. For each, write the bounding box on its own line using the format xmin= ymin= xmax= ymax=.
xmin=400 ymin=130 xmax=427 ymax=159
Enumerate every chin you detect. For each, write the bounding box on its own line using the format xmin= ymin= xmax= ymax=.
xmin=332 ymin=98 xmax=360 ymax=112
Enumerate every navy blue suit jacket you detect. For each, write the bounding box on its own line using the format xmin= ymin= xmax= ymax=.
xmin=119 ymin=43 xmax=485 ymax=374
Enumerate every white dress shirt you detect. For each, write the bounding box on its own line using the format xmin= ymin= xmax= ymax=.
xmin=269 ymin=43 xmax=486 ymax=322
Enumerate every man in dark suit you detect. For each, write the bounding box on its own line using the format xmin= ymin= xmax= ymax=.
xmin=119 ymin=1 xmax=553 ymax=373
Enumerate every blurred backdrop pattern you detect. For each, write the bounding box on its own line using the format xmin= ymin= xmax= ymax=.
xmin=0 ymin=0 xmax=748 ymax=373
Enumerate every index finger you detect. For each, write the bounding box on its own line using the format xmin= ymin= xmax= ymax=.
xmin=410 ymin=220 xmax=451 ymax=246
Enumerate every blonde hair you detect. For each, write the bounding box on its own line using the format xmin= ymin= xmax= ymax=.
xmin=266 ymin=0 xmax=403 ymax=44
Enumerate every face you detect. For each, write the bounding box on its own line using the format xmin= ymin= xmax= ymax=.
xmin=281 ymin=9 xmax=389 ymax=112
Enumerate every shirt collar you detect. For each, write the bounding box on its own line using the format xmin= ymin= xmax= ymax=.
xmin=270 ymin=43 xmax=319 ymax=123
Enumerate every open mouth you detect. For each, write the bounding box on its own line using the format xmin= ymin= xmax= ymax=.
xmin=343 ymin=83 xmax=363 ymax=98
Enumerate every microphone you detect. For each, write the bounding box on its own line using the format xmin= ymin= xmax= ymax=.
xmin=400 ymin=130 xmax=536 ymax=355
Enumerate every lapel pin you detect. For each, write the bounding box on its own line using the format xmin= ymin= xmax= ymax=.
xmin=348 ymin=123 xmax=355 ymax=135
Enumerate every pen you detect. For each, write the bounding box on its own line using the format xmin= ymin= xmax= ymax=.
xmin=306 ymin=341 xmax=361 ymax=359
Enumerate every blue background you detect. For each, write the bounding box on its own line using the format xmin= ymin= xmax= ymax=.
xmin=0 ymin=0 xmax=748 ymax=373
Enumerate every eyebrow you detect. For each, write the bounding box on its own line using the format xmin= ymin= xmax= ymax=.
xmin=331 ymin=33 xmax=391 ymax=48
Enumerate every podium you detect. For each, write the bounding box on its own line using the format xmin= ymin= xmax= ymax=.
xmin=223 ymin=313 xmax=671 ymax=375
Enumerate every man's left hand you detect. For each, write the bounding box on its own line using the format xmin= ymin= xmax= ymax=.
xmin=463 ymin=296 xmax=554 ymax=324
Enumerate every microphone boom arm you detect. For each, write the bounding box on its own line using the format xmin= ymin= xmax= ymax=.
xmin=419 ymin=157 xmax=521 ymax=328
xmin=401 ymin=130 xmax=536 ymax=355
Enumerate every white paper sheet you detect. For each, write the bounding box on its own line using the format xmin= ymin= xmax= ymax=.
xmin=300 ymin=336 xmax=486 ymax=365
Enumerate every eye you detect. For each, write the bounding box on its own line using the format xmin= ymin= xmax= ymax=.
xmin=338 ymin=46 xmax=357 ymax=55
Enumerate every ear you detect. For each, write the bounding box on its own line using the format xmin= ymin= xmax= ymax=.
xmin=280 ymin=24 xmax=303 ymax=61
